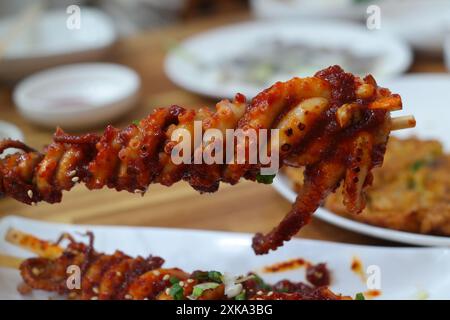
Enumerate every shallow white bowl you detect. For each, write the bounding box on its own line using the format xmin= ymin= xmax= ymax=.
xmin=0 ymin=7 xmax=116 ymax=82
xmin=0 ymin=121 xmax=24 ymax=158
xmin=13 ymin=63 xmax=141 ymax=130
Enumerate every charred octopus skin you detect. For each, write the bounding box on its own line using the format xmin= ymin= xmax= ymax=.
xmin=0 ymin=66 xmax=413 ymax=254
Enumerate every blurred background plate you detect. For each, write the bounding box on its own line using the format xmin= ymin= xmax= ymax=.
xmin=0 ymin=7 xmax=116 ymax=82
xmin=250 ymin=0 xmax=450 ymax=54
xmin=165 ymin=20 xmax=412 ymax=99
xmin=273 ymin=74 xmax=450 ymax=245
xmin=384 ymin=74 xmax=450 ymax=151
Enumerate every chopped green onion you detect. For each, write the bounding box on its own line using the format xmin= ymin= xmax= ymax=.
xmin=252 ymin=274 xmax=272 ymax=291
xmin=169 ymin=283 xmax=184 ymax=300
xmin=192 ymin=282 xmax=220 ymax=298
xmin=192 ymin=270 xmax=223 ymax=283
xmin=355 ymin=292 xmax=365 ymax=300
xmin=132 ymin=120 xmax=140 ymax=126
xmin=234 ymin=290 xmax=246 ymax=300
xmin=256 ymin=173 xmax=276 ymax=184
xmin=208 ymin=271 xmax=223 ymax=283
xmin=169 ymin=276 xmax=180 ymax=285
xmin=192 ymin=271 xmax=209 ymax=281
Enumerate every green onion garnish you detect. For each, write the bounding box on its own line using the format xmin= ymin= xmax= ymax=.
xmin=192 ymin=282 xmax=220 ymax=298
xmin=169 ymin=283 xmax=184 ymax=300
xmin=256 ymin=173 xmax=276 ymax=184
xmin=355 ymin=292 xmax=365 ymax=300
xmin=234 ymin=290 xmax=246 ymax=300
xmin=208 ymin=271 xmax=223 ymax=283
xmin=169 ymin=276 xmax=180 ymax=285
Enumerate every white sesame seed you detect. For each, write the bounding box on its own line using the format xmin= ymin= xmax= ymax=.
xmin=27 ymin=190 xmax=33 ymax=199
xmin=92 ymin=287 xmax=99 ymax=294
xmin=268 ymin=291 xmax=273 ymax=296
xmin=31 ymin=267 xmax=40 ymax=276
xmin=143 ymin=298 xmax=149 ymax=300
xmin=68 ymin=170 xmax=77 ymax=177
xmin=179 ymin=281 xmax=184 ymax=287
xmin=165 ymin=288 xmax=170 ymax=295
xmin=116 ymin=271 xmax=122 ymax=277
xmin=124 ymin=294 xmax=133 ymax=300
xmin=163 ymin=274 xmax=170 ymax=281
xmin=257 ymin=290 xmax=263 ymax=295
xmin=72 ymin=177 xmax=79 ymax=183
xmin=90 ymin=296 xmax=98 ymax=300
xmin=134 ymin=189 xmax=142 ymax=194
xmin=187 ymin=279 xmax=194 ymax=284
xmin=153 ymin=270 xmax=160 ymax=276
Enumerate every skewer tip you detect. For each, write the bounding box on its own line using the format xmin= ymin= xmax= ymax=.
xmin=390 ymin=115 xmax=416 ymax=131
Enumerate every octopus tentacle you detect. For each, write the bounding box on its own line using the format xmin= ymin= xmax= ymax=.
xmin=253 ymin=158 xmax=346 ymax=254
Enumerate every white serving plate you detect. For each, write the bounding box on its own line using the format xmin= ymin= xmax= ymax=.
xmin=0 ymin=7 xmax=116 ymax=82
xmin=1 ymin=216 xmax=450 ymax=300
xmin=273 ymin=74 xmax=450 ymax=246
xmin=13 ymin=63 xmax=140 ymax=130
xmin=250 ymin=0 xmax=450 ymax=53
xmin=165 ymin=20 xmax=411 ymax=99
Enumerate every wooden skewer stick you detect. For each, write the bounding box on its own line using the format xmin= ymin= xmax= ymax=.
xmin=0 ymin=254 xmax=23 ymax=269
xmin=391 ymin=115 xmax=416 ymax=131
xmin=5 ymin=228 xmax=63 ymax=260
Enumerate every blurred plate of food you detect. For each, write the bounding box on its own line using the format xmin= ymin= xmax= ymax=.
xmin=1 ymin=216 xmax=450 ymax=299
xmin=273 ymin=74 xmax=450 ymax=246
xmin=0 ymin=7 xmax=116 ymax=82
xmin=13 ymin=63 xmax=140 ymax=130
xmin=165 ymin=20 xmax=411 ymax=99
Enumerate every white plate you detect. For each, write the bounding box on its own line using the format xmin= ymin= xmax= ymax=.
xmin=273 ymin=74 xmax=450 ymax=246
xmin=13 ymin=63 xmax=140 ymax=130
xmin=165 ymin=20 xmax=411 ymax=99
xmin=250 ymin=0 xmax=450 ymax=53
xmin=0 ymin=121 xmax=24 ymax=158
xmin=1 ymin=216 xmax=450 ymax=300
xmin=0 ymin=7 xmax=116 ymax=82
xmin=382 ymin=0 xmax=450 ymax=53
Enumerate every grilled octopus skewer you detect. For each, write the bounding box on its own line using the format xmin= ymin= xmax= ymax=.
xmin=0 ymin=66 xmax=415 ymax=255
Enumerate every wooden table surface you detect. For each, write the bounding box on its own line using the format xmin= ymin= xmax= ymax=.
xmin=0 ymin=13 xmax=447 ymax=247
